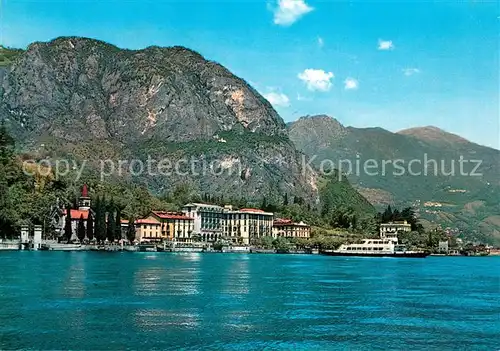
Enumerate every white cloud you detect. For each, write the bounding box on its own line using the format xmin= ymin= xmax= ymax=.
xmin=298 ymin=69 xmax=334 ymax=92
xmin=378 ymin=39 xmax=394 ymax=50
xmin=273 ymin=0 xmax=313 ymax=26
xmin=317 ymin=37 xmax=324 ymax=48
xmin=344 ymin=77 xmax=359 ymax=90
xmin=402 ymin=68 xmax=420 ymax=76
xmin=264 ymin=92 xmax=290 ymax=107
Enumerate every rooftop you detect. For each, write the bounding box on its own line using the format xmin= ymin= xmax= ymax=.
xmin=152 ymin=211 xmax=194 ymax=220
xmin=273 ymin=219 xmax=310 ymax=227
xmin=63 ymin=209 xmax=90 ymax=220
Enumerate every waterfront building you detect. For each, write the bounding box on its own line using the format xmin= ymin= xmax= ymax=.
xmin=58 ymin=185 xmax=93 ymax=241
xmin=438 ymin=240 xmax=449 ymax=254
xmin=222 ymin=206 xmax=274 ymax=245
xmin=130 ymin=217 xmax=162 ymax=242
xmin=150 ymin=211 xmax=194 ymax=243
xmin=182 ymin=203 xmax=224 ymax=242
xmin=379 ymin=220 xmax=412 ymax=237
xmin=272 ymin=219 xmax=311 ymax=239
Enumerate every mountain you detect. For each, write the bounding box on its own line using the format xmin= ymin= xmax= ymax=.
xmin=398 ymin=126 xmax=471 ymax=147
xmin=289 ymin=115 xmax=500 ymax=244
xmin=0 ymin=37 xmax=374 ymax=220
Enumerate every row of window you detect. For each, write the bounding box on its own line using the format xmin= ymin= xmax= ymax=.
xmin=144 ymin=231 xmax=193 ymax=238
xmin=347 ymin=247 xmax=387 ymax=251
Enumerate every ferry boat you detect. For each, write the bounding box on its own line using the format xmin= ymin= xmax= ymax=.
xmin=322 ymin=232 xmax=429 ymax=258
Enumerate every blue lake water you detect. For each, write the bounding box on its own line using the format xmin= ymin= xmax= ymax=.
xmin=0 ymin=252 xmax=498 ymax=350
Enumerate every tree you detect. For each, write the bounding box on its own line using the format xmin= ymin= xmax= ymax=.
xmin=0 ymin=123 xmax=16 ymax=238
xmin=86 ymin=213 xmax=94 ymax=241
xmin=283 ymin=193 xmax=289 ymax=206
xmin=0 ymin=169 xmax=11 ymax=238
xmin=351 ymin=214 xmax=358 ymax=230
xmin=257 ymin=236 xmax=274 ymax=249
xmin=114 ymin=206 xmax=122 ymax=240
xmin=64 ymin=206 xmax=73 ymax=243
xmin=273 ymin=236 xmax=290 ymax=252
xmin=382 ymin=205 xmax=393 ymax=223
xmin=126 ymin=217 xmax=136 ymax=244
xmin=94 ymin=196 xmax=106 ymax=243
xmin=260 ymin=197 xmax=268 ymax=211
xmin=212 ymin=240 xmax=224 ymax=251
xmin=0 ymin=122 xmax=15 ymax=164
xmin=77 ymin=214 xmax=86 ymax=242
xmin=107 ymin=207 xmax=116 ymax=242
xmin=171 ymin=183 xmax=192 ymax=206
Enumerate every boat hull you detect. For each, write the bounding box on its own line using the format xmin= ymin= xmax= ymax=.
xmin=321 ymin=251 xmax=429 ymax=258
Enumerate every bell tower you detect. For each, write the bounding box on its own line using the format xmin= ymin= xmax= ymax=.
xmin=78 ymin=184 xmax=91 ymax=211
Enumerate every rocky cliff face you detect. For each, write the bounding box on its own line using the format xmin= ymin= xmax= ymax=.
xmin=1 ymin=37 xmax=286 ymax=144
xmin=287 ymin=115 xmax=347 ymax=153
xmin=0 ymin=37 xmax=326 ymax=206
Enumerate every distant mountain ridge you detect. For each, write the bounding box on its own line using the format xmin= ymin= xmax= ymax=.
xmin=398 ymin=126 xmax=473 ymax=146
xmin=289 ymin=115 xmax=500 ymax=244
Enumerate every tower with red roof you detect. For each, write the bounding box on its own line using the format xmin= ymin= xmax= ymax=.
xmin=78 ymin=184 xmax=91 ymax=211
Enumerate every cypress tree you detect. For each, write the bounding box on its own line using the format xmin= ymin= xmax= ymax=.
xmin=93 ymin=196 xmax=101 ymax=242
xmin=114 ymin=207 xmax=122 ymax=240
xmin=93 ymin=197 xmax=99 ymax=241
xmin=95 ymin=196 xmax=107 ymax=243
xmin=127 ymin=217 xmax=136 ymax=244
xmin=77 ymin=214 xmax=86 ymax=242
xmin=64 ymin=205 xmax=73 ymax=243
xmin=283 ymin=193 xmax=289 ymax=206
xmin=351 ymin=214 xmax=358 ymax=230
xmin=107 ymin=206 xmax=116 ymax=242
xmin=86 ymin=213 xmax=94 ymax=241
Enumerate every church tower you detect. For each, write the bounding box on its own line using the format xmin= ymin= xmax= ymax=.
xmin=78 ymin=184 xmax=91 ymax=211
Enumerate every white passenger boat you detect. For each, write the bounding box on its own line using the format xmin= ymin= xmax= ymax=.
xmin=322 ymin=232 xmax=428 ymax=258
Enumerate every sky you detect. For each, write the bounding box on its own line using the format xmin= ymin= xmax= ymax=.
xmin=1 ymin=0 xmax=499 ymax=148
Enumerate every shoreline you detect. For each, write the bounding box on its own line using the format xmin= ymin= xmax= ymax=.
xmin=0 ymin=246 xmax=495 ymax=257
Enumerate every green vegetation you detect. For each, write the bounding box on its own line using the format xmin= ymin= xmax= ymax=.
xmin=64 ymin=206 xmax=72 ymax=243
xmin=0 ymin=46 xmax=24 ymax=67
xmin=375 ymin=205 xmax=423 ymax=232
xmin=86 ymin=214 xmax=94 ymax=241
xmin=0 ymin=126 xmax=468 ymax=251
xmin=126 ymin=217 xmax=136 ymax=244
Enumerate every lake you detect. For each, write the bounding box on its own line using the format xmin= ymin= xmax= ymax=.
xmin=0 ymin=252 xmax=498 ymax=350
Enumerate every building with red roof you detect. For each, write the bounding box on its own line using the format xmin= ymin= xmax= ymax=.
xmin=147 ymin=211 xmax=194 ymax=243
xmin=57 ymin=185 xmax=93 ymax=241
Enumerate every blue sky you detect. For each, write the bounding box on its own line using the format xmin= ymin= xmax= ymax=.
xmin=1 ymin=0 xmax=499 ymax=148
